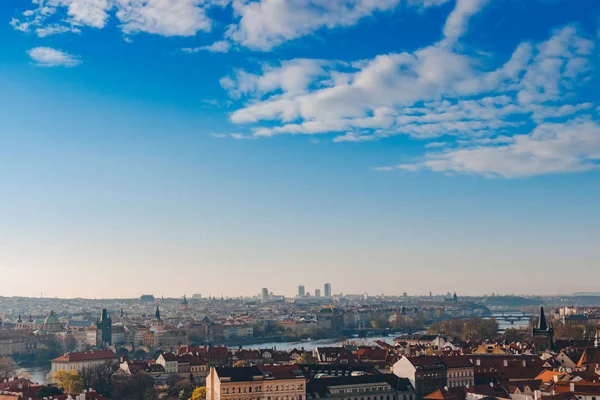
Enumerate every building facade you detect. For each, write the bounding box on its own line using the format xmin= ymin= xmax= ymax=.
xmin=393 ymin=357 xmax=447 ymax=400
xmin=207 ymin=365 xmax=306 ymax=400
xmin=51 ymin=350 xmax=117 ymax=378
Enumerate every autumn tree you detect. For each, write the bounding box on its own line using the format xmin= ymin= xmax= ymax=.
xmin=295 ymin=353 xmax=318 ymax=365
xmin=233 ymin=360 xmax=250 ymax=367
xmin=190 ymin=386 xmax=206 ymax=400
xmin=54 ymin=370 xmax=83 ymax=394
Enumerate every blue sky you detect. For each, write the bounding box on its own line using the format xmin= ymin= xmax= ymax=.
xmin=1 ymin=0 xmax=600 ymax=298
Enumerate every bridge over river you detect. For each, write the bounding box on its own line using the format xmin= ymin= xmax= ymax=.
xmin=488 ymin=311 xmax=534 ymax=330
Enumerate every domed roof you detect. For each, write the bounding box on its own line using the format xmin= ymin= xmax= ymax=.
xmin=44 ymin=310 xmax=60 ymax=325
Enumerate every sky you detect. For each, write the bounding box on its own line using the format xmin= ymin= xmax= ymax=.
xmin=1 ymin=0 xmax=600 ymax=299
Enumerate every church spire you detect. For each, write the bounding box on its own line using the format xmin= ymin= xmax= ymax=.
xmin=538 ymin=306 xmax=548 ymax=330
xmin=155 ymin=305 xmax=161 ymax=321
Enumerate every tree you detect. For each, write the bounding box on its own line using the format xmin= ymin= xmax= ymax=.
xmin=234 ymin=360 xmax=250 ymax=367
xmin=429 ymin=317 xmax=498 ymax=343
xmin=504 ymin=328 xmax=527 ymax=343
xmin=113 ymin=373 xmax=157 ymax=400
xmin=36 ymin=386 xmax=63 ymax=398
xmin=0 ymin=357 xmax=16 ymax=378
xmin=64 ymin=334 xmax=78 ymax=352
xmin=80 ymin=361 xmax=115 ymax=395
xmin=190 ymin=387 xmax=206 ymax=400
xmin=295 ymin=353 xmax=317 ymax=365
xmin=15 ymin=368 xmax=32 ymax=380
xmin=134 ymin=349 xmax=148 ymax=360
xmin=54 ymin=370 xmax=83 ymax=394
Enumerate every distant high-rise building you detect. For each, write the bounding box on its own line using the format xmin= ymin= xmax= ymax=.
xmin=298 ymin=285 xmax=305 ymax=297
xmin=324 ymin=283 xmax=331 ymax=297
xmin=261 ymin=288 xmax=269 ymax=303
xmin=315 ymin=289 xmax=321 ymax=297
xmin=403 ymin=292 xmax=408 ymax=297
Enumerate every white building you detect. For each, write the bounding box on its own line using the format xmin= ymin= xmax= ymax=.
xmin=51 ymin=349 xmax=117 ymax=379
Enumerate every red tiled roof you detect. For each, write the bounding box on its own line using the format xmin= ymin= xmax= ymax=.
xmin=53 ymin=349 xmax=116 ymax=363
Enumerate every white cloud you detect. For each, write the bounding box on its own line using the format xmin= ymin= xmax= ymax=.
xmin=12 ymin=0 xmax=219 ymax=37
xmin=222 ymin=25 xmax=595 ymax=136
xmin=115 ymin=0 xmax=212 ymax=36
xmin=182 ymin=40 xmax=231 ymax=54
xmin=13 ymin=0 xmax=451 ymax=45
xmin=36 ymin=24 xmax=81 ymax=37
xmin=221 ymin=59 xmax=332 ymax=99
xmin=225 ymin=0 xmax=448 ymax=50
xmin=203 ymin=40 xmax=231 ymax=53
xmin=517 ymin=26 xmax=594 ymax=105
xmin=27 ymin=46 xmax=81 ymax=67
xmin=220 ymin=23 xmax=598 ymax=177
xmin=441 ymin=0 xmax=490 ymax=46
xmin=384 ymin=119 xmax=600 ymax=178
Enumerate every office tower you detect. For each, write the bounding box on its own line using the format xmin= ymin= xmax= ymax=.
xmin=315 ymin=289 xmax=321 ymax=297
xmin=324 ymin=283 xmax=331 ymax=297
xmin=261 ymin=288 xmax=269 ymax=303
xmin=298 ymin=285 xmax=305 ymax=297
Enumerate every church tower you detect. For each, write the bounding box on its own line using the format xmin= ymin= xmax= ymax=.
xmin=533 ymin=306 xmax=554 ymax=351
xmin=97 ymin=309 xmax=112 ymax=346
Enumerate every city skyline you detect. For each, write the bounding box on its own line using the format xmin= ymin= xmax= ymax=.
xmin=1 ymin=0 xmax=600 ymax=298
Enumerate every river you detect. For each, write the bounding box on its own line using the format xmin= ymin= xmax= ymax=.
xmin=22 ymin=366 xmax=51 ymax=385
xmin=239 ymin=335 xmax=396 ymax=351
xmin=22 ymin=335 xmax=396 ymax=383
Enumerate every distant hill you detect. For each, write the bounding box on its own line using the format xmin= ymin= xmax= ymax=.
xmin=482 ymin=296 xmax=542 ymax=307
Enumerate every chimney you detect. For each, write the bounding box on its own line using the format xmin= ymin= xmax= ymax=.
xmin=503 ymin=360 xmax=508 ymax=367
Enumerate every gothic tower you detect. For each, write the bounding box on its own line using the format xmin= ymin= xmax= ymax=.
xmin=533 ymin=306 xmax=554 ymax=351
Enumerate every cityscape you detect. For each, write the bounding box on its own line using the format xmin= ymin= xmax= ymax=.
xmin=2 ymin=0 xmax=600 ymax=399
xmin=4 ymin=289 xmax=600 ymax=399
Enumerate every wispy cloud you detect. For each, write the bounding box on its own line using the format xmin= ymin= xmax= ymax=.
xmin=225 ymin=0 xmax=450 ymax=51
xmin=210 ymin=132 xmax=256 ymax=140
xmin=441 ymin=0 xmax=490 ymax=46
xmin=27 ymin=47 xmax=81 ymax=67
xmin=379 ymin=119 xmax=600 ymax=178
xmin=182 ymin=40 xmax=231 ymax=54
xmin=12 ymin=0 xmax=221 ymax=38
xmin=220 ymin=16 xmax=598 ymax=177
